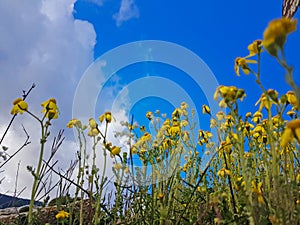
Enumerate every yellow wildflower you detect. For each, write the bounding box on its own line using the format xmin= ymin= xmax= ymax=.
xmin=55 ymin=210 xmax=69 ymax=220
xmin=111 ymin=146 xmax=121 ymax=156
xmin=141 ymin=132 xmax=152 ymax=141
xmin=180 ymin=102 xmax=188 ymax=110
xmin=263 ymin=17 xmax=297 ymax=56
xmin=172 ymin=108 xmax=182 ymax=119
xmin=10 ymin=98 xmax=28 ymax=115
xmin=281 ymin=119 xmax=300 ymax=148
xmin=99 ymin=111 xmax=112 ymax=123
xmin=255 ymin=93 xmax=272 ymax=111
xmin=219 ymin=99 xmax=227 ymax=108
xmin=286 ymin=91 xmax=298 ymax=109
xmin=210 ymin=118 xmax=217 ymax=128
xmin=183 ymin=131 xmax=189 ymax=141
xmin=214 ymin=85 xmax=245 ymax=102
xmin=217 ymin=168 xmax=231 ymax=177
xmin=247 ymin=40 xmax=263 ymax=56
xmin=252 ymin=181 xmax=264 ymax=204
xmin=234 ymin=57 xmax=257 ymax=76
xmin=140 ymin=125 xmax=146 ymax=132
xmin=113 ymin=163 xmax=122 ymax=170
xmin=180 ymin=120 xmax=188 ymax=127
xmin=66 ymin=118 xmax=81 ymax=128
xmin=41 ymin=98 xmax=59 ymax=119
xmin=287 ymin=110 xmax=295 ymax=117
xmin=89 ymin=118 xmax=98 ymax=129
xmin=88 ymin=128 xmax=99 ymax=137
xmin=252 ymin=111 xmax=263 ymax=123
xmin=146 ymin=111 xmax=153 ymax=120
xmin=216 ymin=111 xmax=226 ymax=120
xmin=202 ymin=104 xmax=211 ymax=115
xmin=157 ymin=193 xmax=164 ymax=200
xmin=245 ymin=112 xmax=252 ymax=118
xmin=168 ymin=124 xmax=180 ymax=136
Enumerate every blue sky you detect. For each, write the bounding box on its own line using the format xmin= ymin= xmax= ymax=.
xmin=74 ymin=0 xmax=300 ymax=119
xmin=0 ymin=0 xmax=299 ymax=198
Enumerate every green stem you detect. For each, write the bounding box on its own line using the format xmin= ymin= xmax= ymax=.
xmin=28 ymin=120 xmax=47 ymax=225
xmin=93 ymin=137 xmax=107 ymax=224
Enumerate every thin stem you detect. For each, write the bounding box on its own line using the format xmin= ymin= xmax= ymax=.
xmin=28 ymin=120 xmax=47 ymax=225
xmin=0 ymin=83 xmax=35 ymax=146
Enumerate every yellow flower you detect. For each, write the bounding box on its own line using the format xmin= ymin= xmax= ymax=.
xmin=111 ymin=146 xmax=121 ymax=156
xmin=89 ymin=118 xmax=98 ymax=129
xmin=180 ymin=120 xmax=188 ymax=127
xmin=113 ymin=163 xmax=122 ymax=170
xmin=183 ymin=131 xmax=189 ymax=141
xmin=216 ymin=111 xmax=226 ymax=120
xmin=141 ymin=132 xmax=152 ymax=141
xmin=88 ymin=128 xmax=99 ymax=137
xmin=157 ymin=193 xmax=164 ymax=200
xmin=217 ymin=168 xmax=231 ymax=177
xmin=287 ymin=110 xmax=295 ymax=117
xmin=252 ymin=111 xmax=263 ymax=123
xmin=146 ymin=111 xmax=153 ymax=120
xmin=296 ymin=171 xmax=300 ymax=183
xmin=66 ymin=118 xmax=81 ymax=128
xmin=210 ymin=118 xmax=217 ymax=128
xmin=202 ymin=104 xmax=211 ymax=115
xmin=99 ymin=111 xmax=112 ymax=123
xmin=247 ymin=40 xmax=263 ymax=56
xmin=214 ymin=85 xmax=245 ymax=103
xmin=41 ymin=98 xmax=59 ymax=119
xmin=139 ymin=125 xmax=146 ymax=132
xmin=234 ymin=57 xmax=257 ymax=76
xmin=10 ymin=98 xmax=28 ymax=115
xmin=181 ymin=102 xmax=188 ymax=110
xmin=252 ymin=181 xmax=264 ymax=204
xmin=172 ymin=108 xmax=182 ymax=119
xmin=281 ymin=119 xmax=300 ymax=148
xmin=55 ymin=210 xmax=69 ymax=220
xmin=255 ymin=93 xmax=272 ymax=111
xmin=286 ymin=91 xmax=298 ymax=109
xmin=168 ymin=124 xmax=180 ymax=136
xmin=263 ymin=17 xmax=297 ymax=56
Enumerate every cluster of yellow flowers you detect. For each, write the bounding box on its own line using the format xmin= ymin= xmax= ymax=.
xmin=11 ymin=97 xmax=59 ymax=120
xmin=67 ymin=111 xmax=121 ymax=157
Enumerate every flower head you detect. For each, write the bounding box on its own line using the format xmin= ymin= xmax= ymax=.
xmin=202 ymin=104 xmax=211 ymax=115
xmin=10 ymin=98 xmax=28 ymax=115
xmin=252 ymin=181 xmax=264 ymax=204
xmin=99 ymin=111 xmax=112 ymax=123
xmin=234 ymin=57 xmax=257 ymax=76
xmin=146 ymin=111 xmax=153 ymax=120
xmin=286 ymin=91 xmax=298 ymax=109
xmin=247 ymin=40 xmax=263 ymax=56
xmin=281 ymin=119 xmax=300 ymax=148
xmin=89 ymin=118 xmax=98 ymax=129
xmin=263 ymin=18 xmax=297 ymax=56
xmin=41 ymin=98 xmax=59 ymax=119
xmin=111 ymin=146 xmax=121 ymax=156
xmin=66 ymin=118 xmax=82 ymax=128
xmin=255 ymin=90 xmax=278 ymax=111
xmin=217 ymin=168 xmax=231 ymax=177
xmin=55 ymin=210 xmax=69 ymax=220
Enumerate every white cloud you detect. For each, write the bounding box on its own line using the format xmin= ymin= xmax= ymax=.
xmin=113 ymin=0 xmax=139 ymax=26
xmin=0 ymin=0 xmax=96 ymax=199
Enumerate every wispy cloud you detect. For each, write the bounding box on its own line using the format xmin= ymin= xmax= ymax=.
xmin=113 ymin=0 xmax=139 ymax=27
xmin=84 ymin=0 xmax=105 ymax=7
